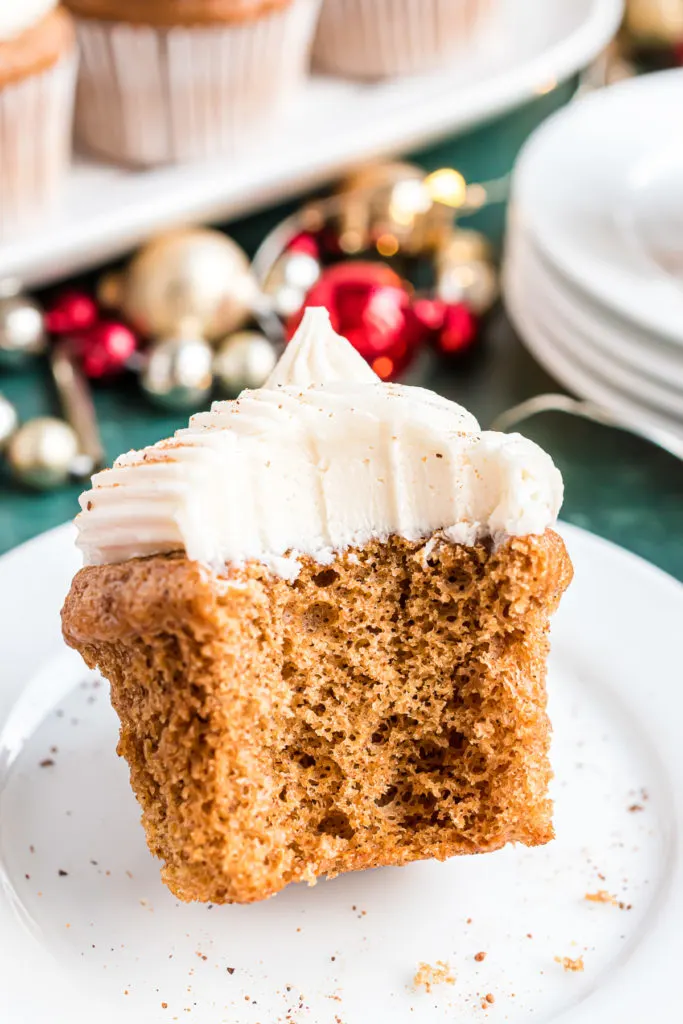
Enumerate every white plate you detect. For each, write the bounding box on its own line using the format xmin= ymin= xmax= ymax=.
xmin=504 ymin=232 xmax=683 ymax=419
xmin=512 ymin=68 xmax=683 ymax=346
xmin=504 ymin=258 xmax=683 ymax=441
xmin=0 ymin=0 xmax=623 ymax=288
xmin=506 ymin=221 xmax=683 ymax=391
xmin=1 ymin=521 xmax=683 ymax=1023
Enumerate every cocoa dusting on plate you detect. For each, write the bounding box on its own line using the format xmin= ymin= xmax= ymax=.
xmin=413 ymin=961 xmax=455 ymax=993
xmin=474 ymin=951 xmax=487 ymax=962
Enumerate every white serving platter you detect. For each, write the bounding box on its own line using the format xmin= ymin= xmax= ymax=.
xmin=0 ymin=0 xmax=622 ymax=288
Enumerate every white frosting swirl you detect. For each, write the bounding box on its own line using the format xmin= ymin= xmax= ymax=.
xmin=76 ymin=308 xmax=563 ymax=577
xmin=0 ymin=1 xmax=56 ymax=42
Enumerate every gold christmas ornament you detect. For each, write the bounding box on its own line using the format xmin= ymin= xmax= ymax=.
xmin=0 ymin=392 xmax=18 ymax=449
xmin=118 ymin=229 xmax=257 ymax=341
xmin=336 ymin=162 xmax=453 ymax=256
xmin=435 ymin=229 xmax=498 ymax=315
xmin=97 ymin=270 xmax=123 ymax=310
xmin=7 ymin=417 xmax=79 ymax=489
xmin=214 ymin=332 xmax=278 ymax=395
xmin=0 ymin=283 xmax=46 ymax=368
xmin=141 ymin=334 xmax=214 ymax=410
xmin=437 ymin=260 xmax=498 ymax=315
xmin=625 ymin=0 xmax=683 ymax=44
xmin=436 ymin=229 xmax=491 ymax=267
xmin=263 ymin=250 xmax=321 ymax=318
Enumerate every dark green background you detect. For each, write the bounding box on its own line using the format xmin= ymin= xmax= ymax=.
xmin=2 ymin=78 xmax=682 ymax=580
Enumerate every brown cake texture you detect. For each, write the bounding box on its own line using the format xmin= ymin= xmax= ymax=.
xmin=62 ymin=529 xmax=572 ymax=904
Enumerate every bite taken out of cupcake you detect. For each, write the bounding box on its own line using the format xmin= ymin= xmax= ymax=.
xmin=62 ymin=307 xmax=572 ymax=905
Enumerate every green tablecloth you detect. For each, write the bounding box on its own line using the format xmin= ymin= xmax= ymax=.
xmin=2 ymin=79 xmax=682 ymax=581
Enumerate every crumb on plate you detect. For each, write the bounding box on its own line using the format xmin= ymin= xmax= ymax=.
xmin=413 ymin=961 xmax=455 ymax=993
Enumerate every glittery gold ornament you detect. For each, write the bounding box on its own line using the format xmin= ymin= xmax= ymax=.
xmin=336 ymin=162 xmax=453 ymax=256
xmin=7 ymin=417 xmax=79 ymax=489
xmin=141 ymin=334 xmax=213 ymax=410
xmin=0 ymin=392 xmax=18 ymax=449
xmin=435 ymin=230 xmax=498 ymax=315
xmin=118 ymin=229 xmax=257 ymax=341
xmin=214 ymin=332 xmax=278 ymax=395
xmin=625 ymin=0 xmax=683 ymax=44
xmin=0 ymin=282 xmax=46 ymax=368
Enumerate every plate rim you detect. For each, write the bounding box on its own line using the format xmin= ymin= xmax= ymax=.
xmin=506 ymin=223 xmax=683 ymax=390
xmin=512 ymin=66 xmax=683 ymax=346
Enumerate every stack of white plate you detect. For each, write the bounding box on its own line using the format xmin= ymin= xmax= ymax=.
xmin=504 ymin=69 xmax=683 ymax=442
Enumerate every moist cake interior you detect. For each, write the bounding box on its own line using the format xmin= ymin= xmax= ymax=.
xmin=64 ymin=529 xmax=571 ymax=904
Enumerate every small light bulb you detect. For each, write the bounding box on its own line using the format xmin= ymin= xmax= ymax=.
xmin=424 ymin=168 xmax=467 ymax=209
xmin=376 ymin=233 xmax=400 ymax=257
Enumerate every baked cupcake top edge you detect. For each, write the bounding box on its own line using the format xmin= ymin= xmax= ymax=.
xmin=64 ymin=0 xmax=297 ymax=27
xmin=0 ymin=8 xmax=75 ymax=88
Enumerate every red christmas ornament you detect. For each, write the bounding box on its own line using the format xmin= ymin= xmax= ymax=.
xmin=412 ymin=297 xmax=447 ymax=333
xmin=285 ymin=231 xmax=320 ymax=259
xmin=288 ymin=262 xmax=426 ymax=379
xmin=45 ymin=290 xmax=99 ymax=335
xmin=435 ymin=303 xmax=478 ymax=356
xmin=72 ymin=321 xmax=137 ymax=379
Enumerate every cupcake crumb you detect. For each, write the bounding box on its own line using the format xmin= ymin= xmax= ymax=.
xmin=413 ymin=961 xmax=455 ymax=993
xmin=555 ymin=956 xmax=584 ymax=973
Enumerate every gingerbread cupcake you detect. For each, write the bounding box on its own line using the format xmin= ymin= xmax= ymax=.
xmin=0 ymin=5 xmax=77 ymax=242
xmin=313 ymin=0 xmax=494 ymax=79
xmin=65 ymin=0 xmax=321 ymax=166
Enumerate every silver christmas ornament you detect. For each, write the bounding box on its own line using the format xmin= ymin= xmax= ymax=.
xmin=7 ymin=417 xmax=79 ymax=489
xmin=263 ymin=250 xmax=321 ymax=318
xmin=0 ymin=392 xmax=19 ymax=449
xmin=141 ymin=334 xmax=213 ymax=410
xmin=0 ymin=283 xmax=46 ymax=368
xmin=214 ymin=332 xmax=278 ymax=396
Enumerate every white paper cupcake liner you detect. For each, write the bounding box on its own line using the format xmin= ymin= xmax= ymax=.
xmin=0 ymin=54 xmax=77 ymax=244
xmin=74 ymin=0 xmax=321 ymax=167
xmin=313 ymin=0 xmax=493 ymax=79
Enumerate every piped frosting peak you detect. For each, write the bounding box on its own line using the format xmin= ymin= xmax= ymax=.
xmin=75 ymin=308 xmax=563 ymax=576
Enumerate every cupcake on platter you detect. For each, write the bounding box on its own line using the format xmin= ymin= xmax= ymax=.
xmin=65 ymin=0 xmax=321 ymax=166
xmin=313 ymin=0 xmax=494 ymax=79
xmin=0 ymin=4 xmax=77 ymax=242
